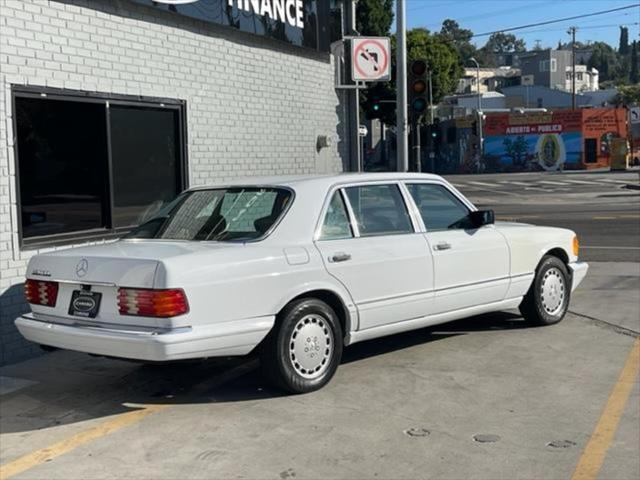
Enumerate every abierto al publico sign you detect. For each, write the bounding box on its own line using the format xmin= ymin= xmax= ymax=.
xmin=152 ymin=0 xmax=305 ymax=29
xmin=137 ymin=0 xmax=336 ymax=52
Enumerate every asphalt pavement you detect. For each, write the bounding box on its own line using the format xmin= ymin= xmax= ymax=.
xmin=0 ymin=169 xmax=638 ymax=480
xmin=446 ymin=170 xmax=640 ymax=262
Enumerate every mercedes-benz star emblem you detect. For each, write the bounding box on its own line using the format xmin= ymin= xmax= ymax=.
xmin=75 ymin=259 xmax=89 ymax=277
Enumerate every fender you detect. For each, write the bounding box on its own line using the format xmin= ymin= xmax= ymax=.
xmin=272 ymin=278 xmax=359 ymax=338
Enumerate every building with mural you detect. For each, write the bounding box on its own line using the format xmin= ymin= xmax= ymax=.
xmin=432 ymin=108 xmax=629 ymax=174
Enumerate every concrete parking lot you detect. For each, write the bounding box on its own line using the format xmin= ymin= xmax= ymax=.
xmin=1 ymin=171 xmax=639 ymax=480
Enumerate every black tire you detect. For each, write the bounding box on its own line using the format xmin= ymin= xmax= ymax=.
xmin=519 ymin=255 xmax=571 ymax=326
xmin=260 ymin=298 xmax=343 ymax=394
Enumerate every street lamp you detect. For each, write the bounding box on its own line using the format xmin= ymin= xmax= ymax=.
xmin=469 ymin=57 xmax=483 ymax=174
xmin=469 ymin=57 xmax=481 ymax=111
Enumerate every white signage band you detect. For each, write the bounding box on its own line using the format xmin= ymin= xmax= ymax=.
xmin=227 ymin=0 xmax=304 ymax=29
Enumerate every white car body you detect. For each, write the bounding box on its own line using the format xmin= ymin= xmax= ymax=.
xmin=16 ymin=173 xmax=588 ymax=362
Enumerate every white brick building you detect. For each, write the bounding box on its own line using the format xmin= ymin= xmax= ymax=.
xmin=0 ymin=0 xmax=352 ymax=364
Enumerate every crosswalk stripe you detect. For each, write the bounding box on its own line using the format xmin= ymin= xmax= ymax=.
xmin=498 ymin=181 xmax=531 ymax=186
xmin=562 ymin=179 xmax=600 ymax=185
xmin=598 ymin=178 xmax=629 ymax=184
xmin=467 ymin=181 xmax=498 ymax=187
xmin=538 ymin=180 xmax=570 ymax=186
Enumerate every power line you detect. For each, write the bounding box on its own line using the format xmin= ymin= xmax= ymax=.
xmin=472 ymin=3 xmax=639 ymax=37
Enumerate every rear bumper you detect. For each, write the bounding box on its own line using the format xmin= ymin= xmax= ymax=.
xmin=569 ymin=261 xmax=589 ymax=292
xmin=15 ymin=313 xmax=275 ymax=362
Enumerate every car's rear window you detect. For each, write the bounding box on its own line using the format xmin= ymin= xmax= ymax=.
xmin=124 ymin=187 xmax=292 ymax=241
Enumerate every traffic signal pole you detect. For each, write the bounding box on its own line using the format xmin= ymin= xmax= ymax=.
xmin=396 ymin=0 xmax=408 ymax=172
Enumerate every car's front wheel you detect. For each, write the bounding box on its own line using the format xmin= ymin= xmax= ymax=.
xmin=519 ymin=255 xmax=570 ymax=326
xmin=260 ymin=298 xmax=343 ymax=394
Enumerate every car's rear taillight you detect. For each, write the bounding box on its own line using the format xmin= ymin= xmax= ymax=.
xmin=24 ymin=279 xmax=58 ymax=307
xmin=117 ymin=288 xmax=189 ymax=317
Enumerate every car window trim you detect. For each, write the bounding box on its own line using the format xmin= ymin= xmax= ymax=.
xmin=314 ymin=187 xmax=359 ymax=241
xmin=402 ymin=181 xmax=476 ymax=233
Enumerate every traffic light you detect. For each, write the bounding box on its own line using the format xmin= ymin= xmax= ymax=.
xmin=363 ymin=84 xmax=395 ymax=122
xmin=409 ymin=59 xmax=428 ymax=117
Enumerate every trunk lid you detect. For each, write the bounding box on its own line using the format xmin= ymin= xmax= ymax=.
xmin=25 ymin=240 xmax=224 ymax=327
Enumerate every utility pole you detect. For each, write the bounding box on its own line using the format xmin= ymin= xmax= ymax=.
xmin=396 ymin=0 xmax=408 ymax=172
xmin=470 ymin=57 xmax=483 ymax=173
xmin=569 ymin=26 xmax=577 ymax=110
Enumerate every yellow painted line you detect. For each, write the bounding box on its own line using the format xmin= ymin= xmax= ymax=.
xmin=618 ymin=215 xmax=640 ymax=219
xmin=0 ymin=404 xmax=168 ymax=479
xmin=571 ymin=338 xmax=640 ymax=480
xmin=592 ymin=216 xmax=617 ymax=220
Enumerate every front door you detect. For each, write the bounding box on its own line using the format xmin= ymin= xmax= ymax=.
xmin=405 ymin=182 xmax=510 ymax=314
xmin=314 ymin=184 xmax=434 ymax=331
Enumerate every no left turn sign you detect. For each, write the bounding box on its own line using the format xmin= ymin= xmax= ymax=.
xmin=351 ymin=37 xmax=391 ymax=82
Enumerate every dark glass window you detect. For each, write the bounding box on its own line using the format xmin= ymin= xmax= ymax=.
xmin=14 ymin=90 xmax=185 ymax=247
xmin=345 ymin=184 xmax=413 ymax=237
xmin=16 ymin=98 xmax=109 ymax=238
xmin=125 ymin=188 xmax=292 ymax=242
xmin=110 ymin=106 xmax=181 ymax=227
xmin=407 ymin=183 xmax=471 ymax=231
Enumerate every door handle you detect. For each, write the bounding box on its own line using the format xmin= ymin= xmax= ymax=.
xmin=433 ymin=242 xmax=452 ymax=251
xmin=330 ymin=252 xmax=352 ymax=263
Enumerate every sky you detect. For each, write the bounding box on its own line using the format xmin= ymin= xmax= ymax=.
xmin=398 ymin=0 xmax=640 ymax=50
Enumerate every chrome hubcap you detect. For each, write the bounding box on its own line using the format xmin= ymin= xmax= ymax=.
xmin=540 ymin=267 xmax=565 ymax=315
xmin=289 ymin=314 xmax=333 ymax=379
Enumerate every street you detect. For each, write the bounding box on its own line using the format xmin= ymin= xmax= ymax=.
xmin=447 ymin=170 xmax=640 ymax=262
xmin=1 ymin=171 xmax=638 ymax=480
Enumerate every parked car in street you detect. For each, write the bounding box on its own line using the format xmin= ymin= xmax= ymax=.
xmin=16 ymin=173 xmax=588 ymax=393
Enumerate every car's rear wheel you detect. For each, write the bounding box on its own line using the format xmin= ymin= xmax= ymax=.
xmin=519 ymin=255 xmax=570 ymax=326
xmin=260 ymin=298 xmax=343 ymax=394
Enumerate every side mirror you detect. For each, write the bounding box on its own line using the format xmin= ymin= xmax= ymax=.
xmin=469 ymin=209 xmax=495 ymax=228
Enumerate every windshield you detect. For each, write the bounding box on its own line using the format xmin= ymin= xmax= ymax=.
xmin=124 ymin=187 xmax=292 ymax=241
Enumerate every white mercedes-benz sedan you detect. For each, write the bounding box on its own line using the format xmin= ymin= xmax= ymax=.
xmin=16 ymin=173 xmax=588 ymax=393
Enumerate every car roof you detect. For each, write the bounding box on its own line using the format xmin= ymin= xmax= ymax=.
xmin=187 ymin=172 xmax=445 ymax=191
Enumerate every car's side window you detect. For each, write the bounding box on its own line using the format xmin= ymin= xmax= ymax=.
xmin=345 ymin=184 xmax=413 ymax=237
xmin=319 ymin=191 xmax=353 ymax=240
xmin=406 ymin=183 xmax=472 ymax=231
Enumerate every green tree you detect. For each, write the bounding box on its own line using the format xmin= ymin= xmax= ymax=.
xmin=356 ymin=0 xmax=393 ymax=36
xmin=630 ymin=41 xmax=638 ymax=84
xmin=587 ymin=41 xmax=618 ymax=82
xmin=614 ymin=84 xmax=640 ymax=105
xmin=618 ymin=26 xmax=629 ymax=55
xmin=438 ymin=19 xmax=477 ymax=64
xmin=477 ymin=32 xmax=526 ymax=66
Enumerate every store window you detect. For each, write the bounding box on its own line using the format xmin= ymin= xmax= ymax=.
xmin=14 ymin=88 xmax=186 ymax=248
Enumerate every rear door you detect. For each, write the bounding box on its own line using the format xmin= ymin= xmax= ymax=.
xmin=404 ymin=182 xmax=510 ymax=314
xmin=314 ymin=183 xmax=434 ymax=331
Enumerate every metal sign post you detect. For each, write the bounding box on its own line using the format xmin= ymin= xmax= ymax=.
xmin=396 ymin=0 xmax=408 ymax=172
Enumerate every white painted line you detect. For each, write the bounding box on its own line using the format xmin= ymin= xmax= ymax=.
xmin=582 ymin=246 xmax=640 ymax=250
xmin=598 ymin=178 xmax=629 ymax=184
xmin=538 ymin=180 xmax=570 ymax=186
xmin=562 ymin=179 xmax=600 ymax=185
xmin=450 ymin=183 xmax=464 ymax=188
xmin=498 ymin=181 xmax=531 ymax=186
xmin=467 ymin=181 xmax=498 ymax=187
